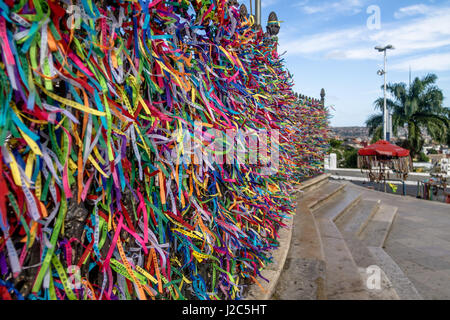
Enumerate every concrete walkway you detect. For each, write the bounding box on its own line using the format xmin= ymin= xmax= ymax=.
xmin=247 ymin=176 xmax=450 ymax=300
xmin=346 ymin=182 xmax=450 ymax=300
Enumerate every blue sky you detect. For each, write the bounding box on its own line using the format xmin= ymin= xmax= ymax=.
xmin=251 ymin=0 xmax=450 ymax=127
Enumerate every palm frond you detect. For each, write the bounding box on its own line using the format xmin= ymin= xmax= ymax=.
xmin=365 ymin=113 xmax=383 ymax=136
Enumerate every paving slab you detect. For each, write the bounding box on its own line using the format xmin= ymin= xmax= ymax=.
xmin=406 ymin=269 xmax=450 ymax=300
xmin=415 ymin=227 xmax=450 ymax=242
xmin=394 ymin=237 xmax=450 ymax=257
xmin=409 ymin=255 xmax=450 ymax=272
xmin=406 ymin=277 xmax=448 ymax=300
xmin=384 ymin=240 xmax=430 ymax=261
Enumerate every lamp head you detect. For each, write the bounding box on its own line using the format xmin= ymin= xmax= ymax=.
xmin=375 ymin=45 xmax=395 ymax=52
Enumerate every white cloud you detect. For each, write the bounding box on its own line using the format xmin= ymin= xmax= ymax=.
xmin=280 ymin=27 xmax=361 ymax=54
xmin=262 ymin=0 xmax=279 ymax=8
xmin=279 ymin=4 xmax=450 ymax=71
xmin=279 ymin=25 xmax=383 ymax=60
xmin=394 ymin=4 xmax=431 ymax=19
xmin=392 ymin=53 xmax=450 ymax=72
xmin=297 ymin=0 xmax=366 ymax=15
xmin=369 ymin=11 xmax=450 ymax=56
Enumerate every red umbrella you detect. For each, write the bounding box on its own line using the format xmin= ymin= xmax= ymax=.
xmin=358 ymin=140 xmax=410 ymax=157
xmin=357 ymin=140 xmax=412 ymax=183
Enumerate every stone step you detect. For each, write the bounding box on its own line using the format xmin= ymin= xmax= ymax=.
xmin=272 ymin=194 xmax=326 ymax=300
xmin=341 ymin=231 xmax=379 ymax=269
xmin=303 ymin=182 xmax=346 ymax=211
xmin=272 ymin=256 xmax=326 ymax=300
xmin=335 ymin=199 xmax=381 ymax=236
xmin=339 ymin=231 xmax=399 ymax=299
xmin=367 ymin=247 xmax=423 ymax=300
xmin=360 ymin=205 xmax=398 ymax=248
xmin=357 ymin=266 xmax=400 ymax=300
xmin=313 ymin=187 xmax=362 ymax=221
xmin=298 ymin=174 xmax=331 ymax=194
xmin=316 ymin=218 xmax=370 ymax=300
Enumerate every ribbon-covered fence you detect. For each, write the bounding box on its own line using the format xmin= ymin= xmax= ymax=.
xmin=0 ymin=0 xmax=328 ymax=300
xmin=294 ymin=95 xmax=330 ymax=180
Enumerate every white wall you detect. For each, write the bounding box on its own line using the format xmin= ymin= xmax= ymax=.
xmin=325 ymin=153 xmax=337 ymax=170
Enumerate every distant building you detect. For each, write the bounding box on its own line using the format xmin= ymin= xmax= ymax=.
xmin=331 ymin=127 xmax=369 ymax=141
xmin=429 ymin=154 xmax=449 ymax=165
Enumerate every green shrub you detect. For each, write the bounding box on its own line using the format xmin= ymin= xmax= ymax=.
xmin=330 ymin=139 xmax=343 ymax=148
xmin=417 ymin=152 xmax=430 ymax=162
xmin=343 ymin=149 xmax=358 ymax=168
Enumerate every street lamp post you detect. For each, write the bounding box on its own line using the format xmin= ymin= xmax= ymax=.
xmin=255 ymin=0 xmax=261 ymax=26
xmin=375 ymin=45 xmax=395 ymax=142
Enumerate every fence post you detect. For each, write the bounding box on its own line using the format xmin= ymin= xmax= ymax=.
xmin=416 ymin=181 xmax=419 ymax=198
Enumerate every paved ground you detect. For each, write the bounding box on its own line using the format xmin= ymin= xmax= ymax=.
xmin=345 ymin=182 xmax=450 ymax=300
xmin=328 ymin=169 xmax=431 ymax=183
xmin=348 ymin=180 xmax=448 ymax=202
xmin=330 ymin=171 xmax=450 ymax=203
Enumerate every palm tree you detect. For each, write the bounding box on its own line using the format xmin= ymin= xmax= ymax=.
xmin=366 ymin=74 xmax=450 ymax=158
xmin=446 ymin=108 xmax=450 ymax=146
